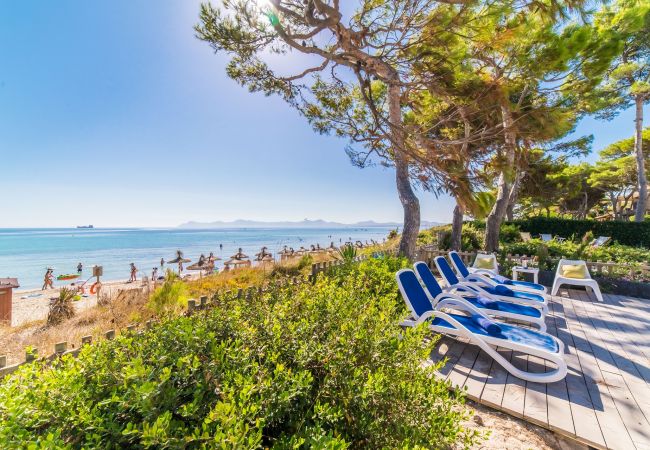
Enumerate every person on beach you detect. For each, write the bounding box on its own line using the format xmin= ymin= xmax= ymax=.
xmin=152 ymin=267 xmax=158 ymax=281
xmin=42 ymin=269 xmax=54 ymax=290
xmin=77 ymin=262 xmax=83 ymax=274
xmin=129 ymin=263 xmax=137 ymax=282
xmin=160 ymin=258 xmax=165 ymax=269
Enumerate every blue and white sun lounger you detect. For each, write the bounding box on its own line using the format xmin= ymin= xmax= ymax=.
xmin=434 ymin=256 xmax=548 ymax=314
xmin=413 ymin=261 xmax=546 ymax=331
xmin=397 ymin=269 xmax=566 ymax=383
xmin=449 ymin=251 xmax=548 ymax=295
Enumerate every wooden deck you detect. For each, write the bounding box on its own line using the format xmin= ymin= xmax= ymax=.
xmin=431 ymin=289 xmax=650 ymax=450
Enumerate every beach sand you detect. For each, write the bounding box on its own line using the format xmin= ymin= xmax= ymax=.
xmin=10 ymin=275 xmax=199 ymax=327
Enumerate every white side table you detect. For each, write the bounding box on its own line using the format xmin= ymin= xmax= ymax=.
xmin=512 ymin=266 xmax=539 ymax=284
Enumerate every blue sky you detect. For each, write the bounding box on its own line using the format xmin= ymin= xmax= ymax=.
xmin=0 ymin=1 xmax=647 ymax=228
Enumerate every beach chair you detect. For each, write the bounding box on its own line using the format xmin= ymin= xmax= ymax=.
xmin=448 ymin=251 xmax=547 ymax=294
xmin=414 ymin=261 xmax=546 ymax=331
xmin=434 ymin=256 xmax=548 ymax=314
xmin=590 ymin=236 xmax=611 ymax=248
xmin=551 ymin=259 xmax=604 ymax=302
xmin=470 ymin=253 xmax=499 ymax=275
xmin=540 ymin=234 xmax=553 ymax=242
xmin=397 ymin=269 xmax=567 ymax=383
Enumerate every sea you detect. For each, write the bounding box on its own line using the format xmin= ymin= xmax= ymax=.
xmin=0 ymin=227 xmax=393 ymax=290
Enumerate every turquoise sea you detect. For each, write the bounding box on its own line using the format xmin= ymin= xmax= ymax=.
xmin=0 ymin=228 xmax=392 ymax=290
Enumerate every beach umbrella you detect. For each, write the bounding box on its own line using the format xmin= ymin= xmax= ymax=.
xmin=255 ymin=246 xmax=272 ymax=261
xmin=167 ymin=250 xmax=191 ymax=264
xmin=230 ymin=248 xmax=249 ymax=260
xmin=186 ymin=254 xmax=208 ymax=271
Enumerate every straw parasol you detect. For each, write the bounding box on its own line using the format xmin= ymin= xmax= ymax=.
xmin=167 ymin=250 xmax=191 ymax=265
xmin=255 ymin=246 xmax=272 ymax=261
xmin=186 ymin=254 xmax=208 ymax=271
xmin=278 ymin=246 xmax=294 ymax=261
xmin=224 ymin=248 xmax=251 ymax=271
xmin=167 ymin=250 xmax=191 ymax=273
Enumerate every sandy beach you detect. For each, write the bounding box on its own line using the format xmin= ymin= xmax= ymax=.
xmin=10 ymin=274 xmax=199 ymax=327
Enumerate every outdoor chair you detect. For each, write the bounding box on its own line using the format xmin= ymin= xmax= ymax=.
xmin=470 ymin=253 xmax=499 ymax=275
xmin=540 ymin=233 xmax=566 ymax=243
xmin=396 ymin=269 xmax=567 ymax=383
xmin=590 ymin=236 xmax=611 ymax=248
xmin=434 ymin=256 xmax=548 ymax=313
xmin=414 ymin=261 xmax=546 ymax=330
xmin=520 ymin=231 xmax=532 ymax=242
xmin=551 ymin=259 xmax=604 ymax=302
xmin=448 ymin=251 xmax=547 ymax=294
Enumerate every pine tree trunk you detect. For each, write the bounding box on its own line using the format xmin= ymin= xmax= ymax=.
xmin=451 ymin=203 xmax=464 ymax=251
xmin=388 ymin=84 xmax=420 ymax=259
xmin=506 ymin=170 xmax=522 ymax=221
xmin=485 ymin=105 xmax=516 ymax=252
xmin=634 ymin=95 xmax=647 ymax=222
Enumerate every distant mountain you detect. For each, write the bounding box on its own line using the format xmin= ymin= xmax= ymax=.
xmin=178 ymin=219 xmax=444 ymax=229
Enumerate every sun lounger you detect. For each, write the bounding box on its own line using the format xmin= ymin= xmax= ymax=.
xmin=551 ymin=259 xmax=604 ymax=302
xmin=590 ymin=236 xmax=611 ymax=248
xmin=414 ymin=261 xmax=546 ymax=331
xmin=397 ymin=269 xmax=567 ymax=383
xmin=448 ymin=251 xmax=548 ymax=294
xmin=434 ymin=256 xmax=549 ymax=314
xmin=469 ymin=253 xmax=499 ymax=275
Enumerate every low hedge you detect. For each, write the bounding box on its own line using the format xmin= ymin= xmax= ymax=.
xmin=507 ymin=217 xmax=650 ymax=248
xmin=0 ymin=258 xmax=480 ymax=448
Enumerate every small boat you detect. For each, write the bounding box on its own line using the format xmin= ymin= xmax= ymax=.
xmin=57 ymin=274 xmax=80 ymax=281
xmin=76 ymin=225 xmax=94 ymax=229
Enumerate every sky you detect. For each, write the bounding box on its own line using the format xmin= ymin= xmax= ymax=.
xmin=0 ymin=1 xmax=648 ymax=228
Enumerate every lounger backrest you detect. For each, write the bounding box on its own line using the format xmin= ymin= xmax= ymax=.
xmin=540 ymin=234 xmax=553 ymax=242
xmin=413 ymin=261 xmax=444 ymax=298
xmin=449 ymin=251 xmax=470 ymax=278
xmin=434 ymin=256 xmax=460 ymax=286
xmin=556 ymin=259 xmax=592 ymax=279
xmin=396 ymin=269 xmax=434 ymax=318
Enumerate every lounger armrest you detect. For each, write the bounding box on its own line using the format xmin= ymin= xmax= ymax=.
xmin=435 ymin=293 xmax=491 ymax=319
xmin=472 ymin=268 xmax=498 ymax=277
xmin=412 ymin=310 xmax=435 ymax=326
xmin=464 ymin=273 xmax=498 ymax=287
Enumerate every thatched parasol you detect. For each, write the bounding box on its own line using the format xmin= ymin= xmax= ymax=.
xmin=255 ymin=246 xmax=272 ymax=261
xmin=187 ymin=254 xmax=208 ymax=271
xmin=230 ymin=248 xmax=249 ymax=260
xmin=167 ymin=250 xmax=191 ymax=264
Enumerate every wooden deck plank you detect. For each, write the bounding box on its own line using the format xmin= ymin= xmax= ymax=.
xmin=500 ymin=351 xmax=528 ymax=419
xmin=427 ymin=288 xmax=650 ymax=450
xmin=523 ymin=355 xmax=549 ymax=427
xmin=554 ymin=293 xmax=609 ymax=448
xmin=560 ymin=291 xmax=637 ymax=450
xmin=447 ymin=342 xmax=480 ymax=389
xmin=579 ymin=291 xmax=650 ymax=430
xmin=545 ymin=300 xmax=576 ymax=436
xmin=462 ymin=348 xmax=494 ymax=400
xmin=479 ymin=347 xmax=512 ymax=409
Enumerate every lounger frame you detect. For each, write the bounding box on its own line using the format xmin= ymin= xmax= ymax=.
xmin=448 ymin=251 xmax=548 ymax=295
xmin=397 ymin=269 xmax=567 ymax=383
xmin=414 ymin=261 xmax=546 ymax=331
xmin=434 ymin=257 xmax=549 ymax=314
xmin=551 ymin=259 xmax=604 ymax=302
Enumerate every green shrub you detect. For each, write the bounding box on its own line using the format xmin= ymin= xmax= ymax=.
xmin=0 ymin=258 xmax=480 ymax=448
xmin=508 ymin=216 xmax=650 ymax=248
xmin=499 ymin=224 xmax=521 ymax=244
xmin=147 ymin=270 xmax=188 ymax=316
xmin=337 ymin=243 xmax=357 ymax=263
xmin=438 ymin=224 xmax=483 ymax=251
